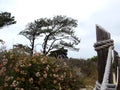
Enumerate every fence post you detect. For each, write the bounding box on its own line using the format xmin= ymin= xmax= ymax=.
xmin=118 ymin=58 xmax=120 ymax=89
xmin=113 ymin=50 xmax=118 ymax=81
xmin=94 ymin=25 xmax=113 ymax=85
xmin=114 ymin=50 xmax=120 ymax=89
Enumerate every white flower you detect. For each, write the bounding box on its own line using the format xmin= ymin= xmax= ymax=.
xmin=29 ymin=78 xmax=33 ymax=84
xmin=35 ymin=72 xmax=40 ymax=77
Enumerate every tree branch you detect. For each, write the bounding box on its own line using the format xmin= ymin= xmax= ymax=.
xmin=46 ymin=36 xmax=69 ymax=54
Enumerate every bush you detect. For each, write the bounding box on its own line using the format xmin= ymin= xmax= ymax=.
xmin=66 ymin=58 xmax=97 ymax=88
xmin=0 ymin=50 xmax=81 ymax=90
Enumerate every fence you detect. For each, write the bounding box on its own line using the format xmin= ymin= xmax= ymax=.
xmin=94 ymin=25 xmax=120 ymax=90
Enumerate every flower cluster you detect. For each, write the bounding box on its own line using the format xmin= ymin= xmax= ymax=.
xmin=0 ymin=50 xmax=81 ymax=90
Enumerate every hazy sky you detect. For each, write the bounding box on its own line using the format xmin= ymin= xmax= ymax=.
xmin=0 ymin=0 xmax=120 ymax=59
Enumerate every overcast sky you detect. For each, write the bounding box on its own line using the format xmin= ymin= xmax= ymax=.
xmin=0 ymin=0 xmax=120 ymax=59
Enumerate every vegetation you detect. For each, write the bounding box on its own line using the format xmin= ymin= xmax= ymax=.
xmin=0 ymin=11 xmax=16 ymax=45
xmin=0 ymin=12 xmax=98 ymax=89
xmin=19 ymin=22 xmax=41 ymax=55
xmin=0 ymin=12 xmax=16 ymax=28
xmin=48 ymin=47 xmax=68 ymax=58
xmin=19 ymin=15 xmax=80 ymax=55
xmin=13 ymin=44 xmax=31 ymax=55
xmin=0 ymin=49 xmax=82 ymax=90
xmin=66 ymin=57 xmax=98 ymax=87
xmin=0 ymin=46 xmax=98 ymax=90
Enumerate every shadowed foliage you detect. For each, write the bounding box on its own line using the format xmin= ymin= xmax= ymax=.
xmin=48 ymin=47 xmax=68 ymax=58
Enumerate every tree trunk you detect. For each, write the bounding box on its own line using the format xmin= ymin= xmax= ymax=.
xmin=43 ymin=34 xmax=51 ymax=55
xmin=30 ymin=37 xmax=35 ymax=56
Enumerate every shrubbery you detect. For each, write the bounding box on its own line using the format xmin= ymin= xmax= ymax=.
xmin=0 ymin=49 xmax=81 ymax=90
xmin=67 ymin=58 xmax=97 ymax=87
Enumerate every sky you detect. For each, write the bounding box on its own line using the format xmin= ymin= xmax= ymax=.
xmin=0 ymin=0 xmax=120 ymax=59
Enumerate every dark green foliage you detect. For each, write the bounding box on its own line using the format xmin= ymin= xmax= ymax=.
xmin=0 ymin=12 xmax=16 ymax=28
xmin=88 ymin=56 xmax=98 ymax=62
xmin=48 ymin=47 xmax=68 ymax=58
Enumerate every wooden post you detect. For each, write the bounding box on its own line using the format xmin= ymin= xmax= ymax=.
xmin=113 ymin=50 xmax=118 ymax=80
xmin=118 ymin=58 xmax=120 ymax=89
xmin=94 ymin=25 xmax=113 ymax=84
xmin=114 ymin=50 xmax=120 ymax=89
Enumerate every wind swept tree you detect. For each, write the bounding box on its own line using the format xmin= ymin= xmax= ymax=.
xmin=36 ymin=15 xmax=80 ymax=55
xmin=0 ymin=12 xmax=16 ymax=28
xmin=19 ymin=22 xmax=41 ymax=55
xmin=19 ymin=15 xmax=80 ymax=55
xmin=0 ymin=12 xmax=16 ymax=44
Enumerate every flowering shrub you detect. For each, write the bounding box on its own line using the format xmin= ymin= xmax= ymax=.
xmin=0 ymin=50 xmax=81 ymax=90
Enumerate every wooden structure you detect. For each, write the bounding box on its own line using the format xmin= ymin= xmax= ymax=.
xmin=114 ymin=50 xmax=120 ymax=90
xmin=94 ymin=25 xmax=120 ymax=90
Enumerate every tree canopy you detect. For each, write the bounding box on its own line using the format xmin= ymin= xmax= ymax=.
xmin=0 ymin=12 xmax=16 ymax=28
xmin=19 ymin=15 xmax=80 ymax=55
xmin=0 ymin=12 xmax=16 ymax=45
